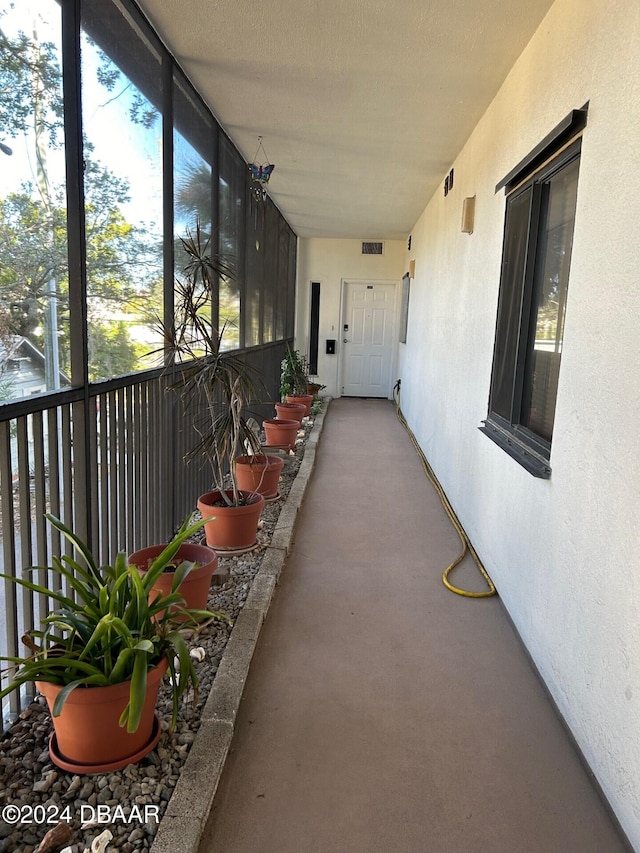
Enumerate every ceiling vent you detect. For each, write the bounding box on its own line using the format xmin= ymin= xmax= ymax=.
xmin=361 ymin=241 xmax=384 ymax=255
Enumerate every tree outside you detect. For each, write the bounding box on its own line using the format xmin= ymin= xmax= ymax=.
xmin=0 ymin=1 xmax=165 ymax=395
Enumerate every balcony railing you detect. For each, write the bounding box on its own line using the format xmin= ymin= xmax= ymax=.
xmin=0 ymin=340 xmax=287 ymax=722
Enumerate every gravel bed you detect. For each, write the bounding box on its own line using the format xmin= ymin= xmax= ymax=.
xmin=0 ymin=415 xmax=316 ymax=853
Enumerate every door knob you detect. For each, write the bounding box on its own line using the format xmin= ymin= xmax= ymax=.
xmin=343 ymin=338 xmax=348 ymax=343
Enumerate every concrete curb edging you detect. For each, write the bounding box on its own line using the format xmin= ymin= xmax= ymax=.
xmin=150 ymin=400 xmax=329 ymax=853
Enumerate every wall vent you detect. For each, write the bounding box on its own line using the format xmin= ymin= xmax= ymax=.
xmin=361 ymin=241 xmax=384 ymax=255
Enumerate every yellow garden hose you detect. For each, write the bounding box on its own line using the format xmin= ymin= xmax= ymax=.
xmin=393 ymin=383 xmax=496 ymax=599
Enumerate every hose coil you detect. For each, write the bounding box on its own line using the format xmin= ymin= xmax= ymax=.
xmin=393 ymin=382 xmax=496 ymax=599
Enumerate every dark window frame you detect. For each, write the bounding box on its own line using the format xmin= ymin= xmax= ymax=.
xmin=480 ymin=124 xmax=585 ymax=479
xmin=309 ymin=282 xmax=320 ymax=374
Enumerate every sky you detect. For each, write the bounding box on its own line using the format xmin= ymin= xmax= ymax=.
xmin=1 ymin=0 xmax=163 ymax=234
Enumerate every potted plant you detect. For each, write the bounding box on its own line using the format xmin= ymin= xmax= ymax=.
xmin=274 ymin=399 xmax=306 ymax=424
xmin=0 ymin=513 xmax=227 ymax=774
xmin=262 ymin=417 xmax=300 ymax=451
xmin=128 ymin=521 xmax=225 ymax=615
xmin=161 ymin=223 xmax=266 ymax=551
xmin=280 ymin=346 xmax=314 ymax=416
xmin=234 ymin=453 xmax=284 ymax=500
xmin=306 ymin=380 xmax=326 ymax=398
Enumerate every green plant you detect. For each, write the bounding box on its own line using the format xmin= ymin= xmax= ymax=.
xmin=307 ymin=380 xmax=326 ymax=394
xmin=280 ymin=346 xmax=310 ymax=400
xmin=159 ymin=223 xmax=264 ymax=506
xmin=0 ymin=513 xmax=228 ymax=733
xmin=310 ymin=396 xmax=324 ymax=416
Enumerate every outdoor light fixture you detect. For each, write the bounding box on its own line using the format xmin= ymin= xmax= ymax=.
xmin=0 ymin=141 xmax=12 ymax=156
xmin=461 ymin=196 xmax=475 ymax=234
xmin=248 ymin=136 xmax=274 ymax=202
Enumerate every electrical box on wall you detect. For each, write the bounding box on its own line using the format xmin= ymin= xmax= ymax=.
xmin=326 ymin=339 xmax=336 ymax=355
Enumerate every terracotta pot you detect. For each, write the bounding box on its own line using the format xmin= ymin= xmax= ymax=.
xmin=235 ymin=454 xmax=284 ymax=499
xmin=38 ymin=657 xmax=167 ymax=773
xmin=128 ymin=542 xmax=219 ymax=614
xmin=274 ymin=401 xmax=306 ymax=424
xmin=263 ymin=418 xmax=299 ymax=451
xmin=285 ymin=393 xmax=313 ymax=417
xmin=197 ymin=489 xmax=265 ymax=550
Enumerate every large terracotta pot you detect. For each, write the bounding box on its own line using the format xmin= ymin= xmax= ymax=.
xmin=38 ymin=657 xmax=167 ymax=773
xmin=274 ymin=401 xmax=306 ymax=424
xmin=197 ymin=489 xmax=265 ymax=551
xmin=128 ymin=541 xmax=220 ymax=614
xmin=285 ymin=393 xmax=313 ymax=417
xmin=263 ymin=418 xmax=299 ymax=451
xmin=235 ymin=454 xmax=284 ymax=499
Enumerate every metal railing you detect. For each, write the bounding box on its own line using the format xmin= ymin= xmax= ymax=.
xmin=0 ymin=340 xmax=287 ymax=721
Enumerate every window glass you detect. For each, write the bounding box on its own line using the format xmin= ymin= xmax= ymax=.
xmin=490 ymin=187 xmax=532 ymax=421
xmin=218 ymin=138 xmax=243 ymax=350
xmin=484 ymin=137 xmax=581 ymax=475
xmin=174 ymin=72 xmax=214 ymax=250
xmin=276 ymin=221 xmax=291 ymax=340
xmin=245 ymin=195 xmax=263 ymax=348
xmin=0 ymin=0 xmax=70 ymax=400
xmin=287 ymin=227 xmax=296 ymax=339
xmin=81 ymin=0 xmax=163 ymax=380
xmin=173 ymin=73 xmax=216 ymax=362
xmin=521 ymin=158 xmax=579 ymax=440
xmin=262 ymin=203 xmax=278 ymax=343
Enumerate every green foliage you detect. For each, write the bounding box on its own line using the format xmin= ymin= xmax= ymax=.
xmin=83 ymin=153 xmax=160 ymax=304
xmin=0 ymin=189 xmax=68 ymax=340
xmin=94 ymin=47 xmax=159 ymax=129
xmin=0 ymin=167 xmax=159 ymax=382
xmin=0 ymin=514 xmax=228 ymax=733
xmin=310 ymin=396 xmax=324 ymax=415
xmin=0 ymin=16 xmax=162 ymax=387
xmin=87 ymin=321 xmax=146 ymax=381
xmin=175 ymin=161 xmax=213 ymax=229
xmin=0 ymin=307 xmax=17 ymax=404
xmin=0 ymin=178 xmax=155 ymax=382
xmin=0 ymin=376 xmax=16 ymax=403
xmin=0 ymin=19 xmax=63 ymax=146
xmin=280 ymin=346 xmax=310 ymax=400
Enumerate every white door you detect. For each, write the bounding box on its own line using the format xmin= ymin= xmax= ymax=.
xmin=341 ymin=281 xmax=396 ymax=397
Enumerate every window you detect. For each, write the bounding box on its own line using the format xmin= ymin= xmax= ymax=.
xmin=81 ymin=0 xmax=164 ymax=380
xmin=0 ymin=0 xmax=296 ymax=398
xmin=173 ymin=72 xmax=218 ymax=358
xmin=309 ymin=282 xmax=321 ymax=374
xmin=219 ymin=136 xmax=244 ymax=350
xmin=0 ymin=0 xmax=71 ymax=400
xmin=481 ymin=119 xmax=585 ymax=478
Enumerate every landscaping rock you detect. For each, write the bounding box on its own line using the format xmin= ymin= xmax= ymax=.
xmin=0 ymin=415 xmax=317 ymax=851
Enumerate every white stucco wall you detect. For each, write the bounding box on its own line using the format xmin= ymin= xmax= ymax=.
xmin=295 ymin=238 xmax=406 ymax=397
xmin=293 ymin=1 xmax=640 ymax=841
xmin=393 ymin=0 xmax=640 ymax=845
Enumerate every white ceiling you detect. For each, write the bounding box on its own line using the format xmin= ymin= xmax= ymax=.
xmin=137 ymin=0 xmax=554 ymax=239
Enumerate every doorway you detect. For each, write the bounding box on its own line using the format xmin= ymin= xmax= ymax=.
xmin=341 ymin=281 xmax=397 ymax=397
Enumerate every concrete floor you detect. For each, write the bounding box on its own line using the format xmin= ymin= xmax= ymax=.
xmin=198 ymin=398 xmax=629 ymax=853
